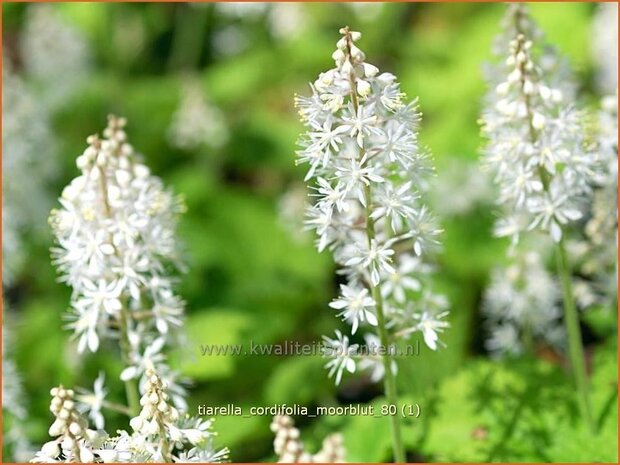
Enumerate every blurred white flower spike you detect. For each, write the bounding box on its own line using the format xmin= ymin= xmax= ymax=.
xmin=296 ymin=26 xmax=448 ymax=461
xmin=481 ymin=6 xmax=600 ymax=246
xmin=481 ymin=4 xmax=601 ymax=432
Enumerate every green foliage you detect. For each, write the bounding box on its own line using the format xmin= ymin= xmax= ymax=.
xmin=2 ymin=2 xmax=615 ymax=462
xmin=420 ymin=341 xmax=618 ymax=462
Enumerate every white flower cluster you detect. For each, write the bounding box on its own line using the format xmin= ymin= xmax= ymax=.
xmin=571 ymin=94 xmax=618 ymax=307
xmin=592 ymin=2 xmax=618 ymax=94
xmin=33 ymin=370 xmax=228 ymax=463
xmin=168 ymin=77 xmax=229 ymax=151
xmin=21 ymin=4 xmax=91 ymax=110
xmin=2 ymin=61 xmax=56 ymax=283
xmin=296 ymin=28 xmax=448 ymax=385
xmin=486 ymin=4 xmax=576 ymax=101
xmin=49 ymin=115 xmax=187 ymax=403
xmin=128 ymin=367 xmax=228 ymax=463
xmin=32 ymin=386 xmax=100 ymax=463
xmin=2 ymin=323 xmax=34 ymax=462
xmin=481 ymin=21 xmax=599 ymax=245
xmin=270 ymin=415 xmax=345 ymax=463
xmin=483 ymin=250 xmax=564 ymax=357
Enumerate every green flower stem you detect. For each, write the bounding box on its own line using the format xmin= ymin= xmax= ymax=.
xmin=365 ymin=184 xmax=406 ymax=463
xmin=512 ymin=26 xmax=594 ymax=432
xmin=556 ymin=236 xmax=595 ymax=433
xmin=373 ymin=284 xmax=406 ymax=463
xmin=343 ymin=27 xmax=405 ymax=461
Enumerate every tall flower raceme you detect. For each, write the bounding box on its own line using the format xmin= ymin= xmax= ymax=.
xmin=570 ymin=94 xmax=618 ymax=310
xmin=480 ymin=9 xmax=603 ymax=431
xmin=38 ymin=116 xmax=229 ymax=462
xmin=49 ymin=115 xmax=187 ymax=414
xmin=295 ymin=27 xmax=449 ymax=461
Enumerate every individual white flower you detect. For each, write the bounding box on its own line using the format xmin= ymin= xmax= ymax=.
xmin=526 ymin=187 xmax=582 ymax=242
xmin=371 ymin=182 xmax=418 ymax=231
xmin=345 ymin=238 xmax=396 ymax=286
xmin=339 ymin=102 xmax=380 ymax=147
xmin=313 ymin=177 xmax=349 ymax=213
xmin=380 ymin=254 xmax=428 ymax=304
xmin=358 ymin=334 xmax=397 ymax=383
xmin=76 ymin=372 xmax=107 ymax=430
xmin=322 ymin=330 xmax=358 ymax=386
xmin=175 ymin=439 xmax=230 ymax=463
xmin=412 ymin=310 xmax=450 ymax=351
xmin=404 ymin=205 xmax=443 ymax=256
xmin=334 ymin=154 xmax=385 ymax=206
xmin=375 ymin=122 xmax=418 ymax=168
xmin=329 ymin=285 xmax=377 ymax=334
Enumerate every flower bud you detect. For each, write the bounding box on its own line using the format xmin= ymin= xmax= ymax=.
xmin=41 ymin=441 xmax=60 ymax=458
xmin=356 ymin=79 xmax=371 ymax=97
xmin=532 ymin=112 xmax=546 ymax=130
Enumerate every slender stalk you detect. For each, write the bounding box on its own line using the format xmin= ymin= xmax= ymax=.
xmin=158 ymin=420 xmax=172 ymax=462
xmin=521 ymin=319 xmax=534 ymax=356
xmin=556 ymin=236 xmax=595 ymax=433
xmin=365 ymin=184 xmax=406 ymax=463
xmin=374 ymin=286 xmax=406 ymax=462
xmin=339 ymin=27 xmax=406 ymax=461
xmin=168 ymin=4 xmax=209 ymax=71
xmin=510 ymin=30 xmax=594 ymax=431
xmin=102 ymin=400 xmax=132 ymax=416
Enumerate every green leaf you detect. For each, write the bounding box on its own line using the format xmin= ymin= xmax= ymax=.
xmin=179 ymin=309 xmax=254 ymax=380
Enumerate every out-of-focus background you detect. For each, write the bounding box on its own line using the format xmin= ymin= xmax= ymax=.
xmin=2 ymin=2 xmax=617 ymax=462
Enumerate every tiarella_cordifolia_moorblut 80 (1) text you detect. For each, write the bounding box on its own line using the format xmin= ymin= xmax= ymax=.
xmin=34 ymin=116 xmax=228 ymax=463
xmin=295 ymin=27 xmax=449 ymax=461
xmin=480 ymin=4 xmax=603 ymax=432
